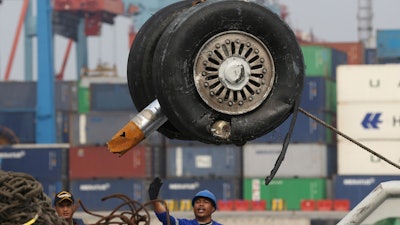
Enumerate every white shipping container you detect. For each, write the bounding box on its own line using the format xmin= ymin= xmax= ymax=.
xmin=337 ymin=64 xmax=400 ymax=103
xmin=243 ymin=143 xmax=333 ymax=178
xmin=338 ymin=140 xmax=400 ymax=175
xmin=337 ymin=102 xmax=400 ymax=141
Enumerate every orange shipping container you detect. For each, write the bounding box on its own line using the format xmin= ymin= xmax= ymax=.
xmin=301 ymin=41 xmax=365 ymax=64
xmin=69 ymin=145 xmax=152 ymax=179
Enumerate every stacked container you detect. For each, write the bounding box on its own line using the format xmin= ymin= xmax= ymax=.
xmin=0 ymin=144 xmax=69 ymax=199
xmin=376 ymin=29 xmax=400 ymax=64
xmin=162 ymin=142 xmax=242 ymax=210
xmin=68 ymin=145 xmax=150 ymax=211
xmin=67 ymin=76 xmax=164 ymax=211
xmin=300 ymin=41 xmax=365 ymax=65
xmin=336 ymin=64 xmax=400 ymax=209
xmin=242 ymin=45 xmax=347 ymax=211
xmin=0 ymin=81 xmax=78 ymax=143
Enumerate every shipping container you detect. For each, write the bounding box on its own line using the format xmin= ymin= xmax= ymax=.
xmin=301 ymin=45 xmax=347 ymax=80
xmin=69 ymin=111 xmax=131 ymax=146
xmin=377 ymin=29 xmax=400 ymax=59
xmin=300 ymin=77 xmax=336 ymax=112
xmin=159 ymin=178 xmax=239 ymax=201
xmin=55 ymin=111 xmax=70 ymax=143
xmin=377 ymin=57 xmax=400 ymax=64
xmin=338 ymin=141 xmax=400 ymax=175
xmin=78 ymin=85 xmax=90 ymax=113
xmin=90 ymin=83 xmax=137 ymax=112
xmin=70 ymin=178 xmax=145 ymax=211
xmin=243 ymin=178 xmax=327 ymax=210
xmin=0 ymin=81 xmax=36 ymax=110
xmin=0 ymin=111 xmax=36 ymax=143
xmin=250 ymin=110 xmax=336 ymax=144
xmin=69 ymin=111 xmax=163 ymax=146
xmin=37 ymin=178 xmax=65 ymax=201
xmin=78 ymin=76 xmax=127 ymax=113
xmin=333 ymin=175 xmax=400 ymax=209
xmin=0 ymin=81 xmax=78 ymax=112
xmin=337 ymin=64 xmax=400 ymax=103
xmin=69 ymin=145 xmax=152 ymax=179
xmin=166 ymin=145 xmax=241 ymax=178
xmin=243 ymin=143 xmax=336 ymax=178
xmin=364 ymin=48 xmax=377 ymax=64
xmin=301 ymin=41 xmax=364 ymax=64
xmin=0 ymin=144 xmax=68 ymax=180
xmin=55 ymin=81 xmax=78 ymax=111
xmin=337 ymin=103 xmax=400 ymax=141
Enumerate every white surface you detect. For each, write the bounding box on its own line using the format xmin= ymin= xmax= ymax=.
xmin=243 ymin=143 xmax=328 ymax=178
xmin=338 ymin=140 xmax=400 ymax=175
xmin=337 ymin=64 xmax=400 ymax=103
xmin=337 ymin=102 xmax=400 ymax=140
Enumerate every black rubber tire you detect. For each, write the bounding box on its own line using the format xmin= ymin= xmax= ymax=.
xmin=127 ymin=0 xmax=196 ymax=140
xmin=152 ymin=0 xmax=305 ymax=145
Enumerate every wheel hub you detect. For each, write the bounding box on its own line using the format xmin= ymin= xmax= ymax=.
xmin=194 ymin=31 xmax=275 ymax=115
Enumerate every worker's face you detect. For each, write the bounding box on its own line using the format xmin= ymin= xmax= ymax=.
xmin=55 ymin=200 xmax=74 ymax=219
xmin=193 ymin=197 xmax=215 ymax=221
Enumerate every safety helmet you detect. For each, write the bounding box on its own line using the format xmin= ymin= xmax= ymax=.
xmin=192 ymin=190 xmax=217 ymax=209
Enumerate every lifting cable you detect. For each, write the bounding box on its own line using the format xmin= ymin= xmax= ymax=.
xmin=265 ymin=102 xmax=400 ymax=186
xmin=299 ymin=107 xmax=400 ymax=170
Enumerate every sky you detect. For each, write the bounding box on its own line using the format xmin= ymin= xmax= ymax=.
xmin=0 ymin=0 xmax=400 ymax=81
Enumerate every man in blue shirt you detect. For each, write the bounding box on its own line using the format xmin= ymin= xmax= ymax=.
xmin=148 ymin=177 xmax=223 ymax=225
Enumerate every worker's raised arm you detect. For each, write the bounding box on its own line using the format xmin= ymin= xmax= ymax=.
xmin=148 ymin=177 xmax=166 ymax=213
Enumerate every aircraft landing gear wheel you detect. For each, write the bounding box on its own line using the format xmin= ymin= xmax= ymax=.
xmin=152 ymin=0 xmax=304 ymax=145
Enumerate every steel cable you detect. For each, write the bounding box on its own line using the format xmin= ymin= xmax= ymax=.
xmin=298 ymin=107 xmax=400 ymax=170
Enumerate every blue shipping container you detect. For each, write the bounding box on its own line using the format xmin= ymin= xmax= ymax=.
xmin=334 ymin=175 xmax=400 ymax=209
xmin=364 ymin=48 xmax=377 ymax=64
xmin=90 ymin=83 xmax=137 ymax=111
xmin=0 ymin=82 xmax=36 ymax=110
xmin=37 ymin=178 xmax=64 ymax=201
xmin=249 ymin=110 xmax=336 ymax=143
xmin=300 ymin=77 xmax=336 ymax=112
xmin=0 ymin=145 xmax=68 ymax=180
xmin=160 ymin=178 xmax=239 ymax=201
xmin=166 ymin=145 xmax=241 ymax=178
xmin=55 ymin=81 xmax=78 ymax=111
xmin=331 ymin=48 xmax=348 ymax=80
xmin=0 ymin=81 xmax=78 ymax=112
xmin=69 ymin=112 xmax=135 ymax=146
xmin=0 ymin=111 xmax=36 ymax=143
xmin=70 ymin=179 xmax=145 ymax=211
xmin=377 ymin=29 xmax=400 ymax=59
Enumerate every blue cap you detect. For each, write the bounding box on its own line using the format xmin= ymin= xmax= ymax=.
xmin=192 ymin=190 xmax=217 ymax=209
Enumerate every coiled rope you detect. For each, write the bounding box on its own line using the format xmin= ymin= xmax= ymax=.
xmin=0 ymin=170 xmax=68 ymax=225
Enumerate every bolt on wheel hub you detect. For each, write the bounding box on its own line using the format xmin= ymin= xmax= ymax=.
xmin=194 ymin=31 xmax=275 ymax=115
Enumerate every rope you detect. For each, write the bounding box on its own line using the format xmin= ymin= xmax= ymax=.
xmin=79 ymin=194 xmax=172 ymax=225
xmin=0 ymin=170 xmax=68 ymax=225
xmin=264 ymin=98 xmax=301 ymax=185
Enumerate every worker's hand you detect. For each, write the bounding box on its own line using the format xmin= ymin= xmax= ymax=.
xmin=148 ymin=177 xmax=163 ymax=200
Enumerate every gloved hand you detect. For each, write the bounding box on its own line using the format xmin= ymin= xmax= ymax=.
xmin=148 ymin=177 xmax=163 ymax=200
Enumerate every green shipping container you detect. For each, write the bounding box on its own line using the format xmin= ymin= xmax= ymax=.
xmin=78 ymin=85 xmax=90 ymax=113
xmin=302 ymin=45 xmax=332 ymax=77
xmin=243 ymin=178 xmax=326 ymax=210
xmin=327 ymin=80 xmax=337 ymax=112
xmin=301 ymin=45 xmax=347 ymax=79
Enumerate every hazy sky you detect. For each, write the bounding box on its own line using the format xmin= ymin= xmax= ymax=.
xmin=0 ymin=0 xmax=399 ymax=81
